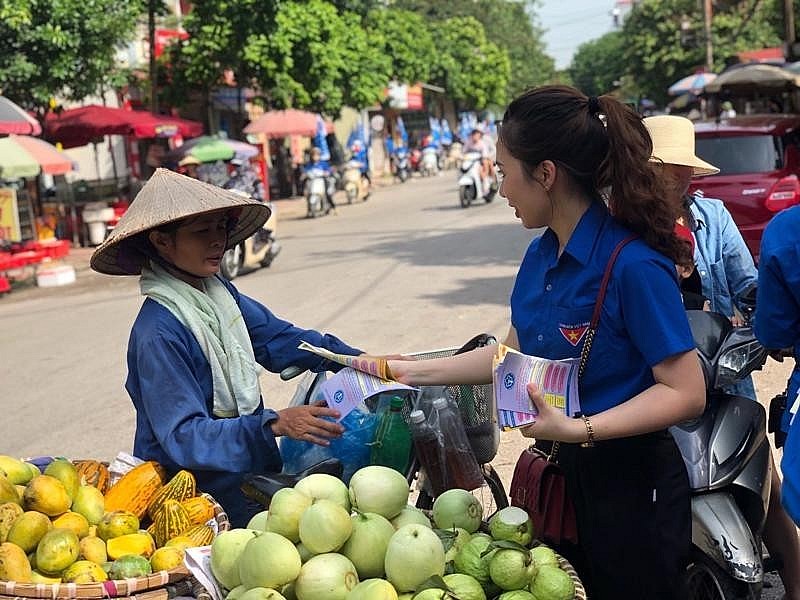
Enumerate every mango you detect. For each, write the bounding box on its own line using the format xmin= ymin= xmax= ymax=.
xmin=97 ymin=511 xmax=139 ymax=541
xmin=7 ymin=511 xmax=52 ymax=553
xmin=36 ymin=528 xmax=79 ymax=575
xmin=165 ymin=535 xmax=195 ymax=552
xmin=106 ymin=532 xmax=156 ymax=560
xmin=52 ymin=511 xmax=90 ymax=539
xmin=25 ymin=463 xmax=41 ymax=481
xmin=0 ymin=457 xmax=33 ymax=485
xmin=0 ymin=503 xmax=24 ymax=543
xmin=0 ymin=541 xmax=32 ymax=582
xmin=71 ymin=485 xmax=105 ymax=525
xmin=0 ymin=477 xmax=20 ymax=506
xmin=44 ymin=459 xmax=80 ymax=502
xmin=79 ymin=536 xmax=107 ymax=564
xmin=150 ymin=546 xmax=184 ymax=572
xmin=108 ymin=554 xmax=152 ymax=579
xmin=62 ymin=559 xmax=108 ymax=583
xmin=30 ymin=570 xmax=61 ymax=583
xmin=23 ymin=475 xmax=70 ymax=516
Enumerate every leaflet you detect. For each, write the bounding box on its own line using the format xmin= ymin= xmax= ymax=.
xmin=318 ymin=367 xmax=418 ymax=422
xmin=298 ymin=341 xmax=394 ymax=380
xmin=493 ymin=345 xmax=581 ymax=430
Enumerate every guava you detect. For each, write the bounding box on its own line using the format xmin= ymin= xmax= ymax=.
xmin=530 ymin=546 xmax=559 ymax=579
xmin=497 ymin=592 xmax=535 ymax=600
xmin=453 ymin=535 xmax=494 ymax=585
xmin=529 ymin=565 xmax=575 ymax=600
xmin=488 ymin=507 xmax=534 ymax=547
xmin=488 ymin=548 xmax=533 ymax=591
xmin=442 ymin=573 xmax=486 ymax=600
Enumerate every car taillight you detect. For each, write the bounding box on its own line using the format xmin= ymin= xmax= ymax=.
xmin=765 ymin=175 xmax=800 ymax=212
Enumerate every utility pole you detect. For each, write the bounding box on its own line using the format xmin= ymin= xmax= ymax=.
xmin=148 ymin=0 xmax=158 ymax=114
xmin=785 ymin=0 xmax=796 ymax=60
xmin=703 ymin=0 xmax=713 ymax=71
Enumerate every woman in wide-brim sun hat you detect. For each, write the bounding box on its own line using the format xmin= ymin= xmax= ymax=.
xmin=91 ymin=168 xmax=364 ymax=527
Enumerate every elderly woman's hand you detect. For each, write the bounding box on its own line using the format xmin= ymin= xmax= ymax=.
xmin=271 ymin=405 xmax=344 ymax=446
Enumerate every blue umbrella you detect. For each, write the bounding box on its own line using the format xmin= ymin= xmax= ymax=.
xmin=668 ymin=72 xmax=717 ymax=96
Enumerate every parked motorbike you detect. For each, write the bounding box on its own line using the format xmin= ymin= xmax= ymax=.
xmin=670 ymin=287 xmax=770 ymax=599
xmin=421 ymin=146 xmax=439 ymax=177
xmin=220 ymin=201 xmax=281 ymax=280
xmin=304 ymin=167 xmax=333 ymax=218
xmin=393 ymin=148 xmax=410 ymax=183
xmin=342 ymin=160 xmax=370 ymax=204
xmin=409 ymin=147 xmax=422 ymax=174
xmin=458 ymin=151 xmax=496 ymax=207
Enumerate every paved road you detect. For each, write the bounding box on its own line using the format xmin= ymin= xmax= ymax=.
xmin=0 ymin=173 xmax=791 ymax=596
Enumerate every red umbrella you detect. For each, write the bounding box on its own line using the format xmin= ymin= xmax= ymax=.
xmin=44 ymin=105 xmax=203 ymax=148
xmin=0 ymin=96 xmax=42 ymax=135
xmin=244 ymin=109 xmax=333 ymax=138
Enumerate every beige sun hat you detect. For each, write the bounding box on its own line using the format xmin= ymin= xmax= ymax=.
xmin=178 ymin=155 xmax=202 ymax=167
xmin=90 ymin=168 xmax=271 ymax=276
xmin=644 ymin=115 xmax=720 ymax=177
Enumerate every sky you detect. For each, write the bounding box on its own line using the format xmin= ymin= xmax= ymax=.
xmin=535 ymin=0 xmax=618 ymax=70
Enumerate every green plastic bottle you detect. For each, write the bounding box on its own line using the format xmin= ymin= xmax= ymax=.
xmin=370 ymin=396 xmax=412 ymax=474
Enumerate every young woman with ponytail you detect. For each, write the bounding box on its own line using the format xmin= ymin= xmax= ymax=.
xmin=389 ymin=86 xmax=705 ymax=599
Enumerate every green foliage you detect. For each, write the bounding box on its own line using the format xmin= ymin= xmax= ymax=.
xmin=366 ymin=9 xmax=434 ymax=84
xmin=429 ymin=16 xmax=511 ymax=110
xmin=0 ymin=0 xmax=146 ymax=114
xmin=569 ymin=31 xmax=626 ymax=96
xmin=621 ymin=0 xmax=782 ymax=103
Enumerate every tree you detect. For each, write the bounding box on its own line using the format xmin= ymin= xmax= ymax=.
xmin=569 ymin=31 xmax=627 ymax=96
xmin=0 ymin=0 xmax=146 ymax=116
xmin=621 ymin=0 xmax=781 ymax=103
xmin=366 ymin=9 xmax=434 ymax=84
xmin=429 ymin=16 xmax=511 ymax=110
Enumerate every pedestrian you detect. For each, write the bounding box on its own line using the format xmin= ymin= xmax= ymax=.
xmin=389 ymin=85 xmax=705 ymax=600
xmin=755 ymin=203 xmax=800 ymax=567
xmin=646 ymin=114 xmax=800 ymax=599
xmin=89 ymin=168 xmax=366 ymax=526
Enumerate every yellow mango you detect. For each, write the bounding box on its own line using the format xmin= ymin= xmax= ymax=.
xmin=62 ymin=559 xmax=108 ymax=583
xmin=79 ymin=536 xmax=107 ymax=564
xmin=0 ymin=541 xmax=32 ymax=582
xmin=52 ymin=512 xmax=90 ymax=539
xmin=149 ymin=546 xmax=184 ymax=572
xmin=6 ymin=511 xmax=52 ymax=553
xmin=106 ymin=532 xmax=155 ymax=560
xmin=23 ymin=476 xmax=70 ymax=516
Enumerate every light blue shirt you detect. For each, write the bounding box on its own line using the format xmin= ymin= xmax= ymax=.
xmin=688 ymin=195 xmax=758 ymax=317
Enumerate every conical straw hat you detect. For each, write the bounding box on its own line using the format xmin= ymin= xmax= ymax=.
xmin=90 ymin=168 xmax=271 ymax=275
xmin=644 ymin=115 xmax=720 ymax=177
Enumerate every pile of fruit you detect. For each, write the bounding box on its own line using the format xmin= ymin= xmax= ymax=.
xmin=0 ymin=455 xmax=218 ymax=585
xmin=209 ymin=465 xmax=576 ymax=600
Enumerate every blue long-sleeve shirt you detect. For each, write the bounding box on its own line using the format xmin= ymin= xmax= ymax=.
xmin=125 ymin=277 xmax=361 ymax=526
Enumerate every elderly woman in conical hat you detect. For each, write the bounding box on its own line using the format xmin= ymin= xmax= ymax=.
xmin=91 ymin=168 xmax=364 ymax=526
xmin=645 ymin=115 xmax=800 ymax=600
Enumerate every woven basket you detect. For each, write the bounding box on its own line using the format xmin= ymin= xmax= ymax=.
xmin=556 ymin=552 xmax=588 ymax=600
xmin=0 ymin=494 xmax=229 ymax=599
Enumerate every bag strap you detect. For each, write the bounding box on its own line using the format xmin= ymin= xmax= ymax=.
xmin=550 ymin=233 xmax=638 ymax=461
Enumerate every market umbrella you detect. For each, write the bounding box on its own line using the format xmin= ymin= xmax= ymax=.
xmin=0 ymin=135 xmax=75 ymax=179
xmin=168 ymin=135 xmax=259 ymax=163
xmin=704 ymin=64 xmax=800 ymax=93
xmin=243 ymin=109 xmax=333 ymax=138
xmin=668 ymin=72 xmax=717 ymax=96
xmin=0 ymin=96 xmax=41 ymax=135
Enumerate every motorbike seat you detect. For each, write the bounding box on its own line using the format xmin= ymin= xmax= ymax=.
xmin=240 ymin=458 xmax=344 ymax=507
xmin=687 ymin=310 xmax=734 ymax=360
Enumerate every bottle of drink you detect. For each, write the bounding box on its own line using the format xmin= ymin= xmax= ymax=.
xmin=431 ymin=397 xmax=484 ymax=491
xmin=408 ymin=409 xmax=448 ymax=497
xmin=370 ymin=396 xmax=412 ymax=474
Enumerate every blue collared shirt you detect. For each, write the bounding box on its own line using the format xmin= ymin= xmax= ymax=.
xmin=126 ymin=277 xmax=361 ymax=526
xmin=754 ymin=205 xmax=800 ymax=433
xmin=688 ymin=195 xmax=758 ymax=317
xmin=510 ymin=201 xmax=695 ymax=415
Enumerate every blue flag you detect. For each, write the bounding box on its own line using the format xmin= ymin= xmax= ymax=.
xmin=313 ymin=115 xmax=330 ymax=161
xmin=396 ymin=116 xmax=408 ymax=146
xmin=440 ymin=119 xmax=453 ymax=145
xmin=429 ymin=116 xmax=442 ymax=149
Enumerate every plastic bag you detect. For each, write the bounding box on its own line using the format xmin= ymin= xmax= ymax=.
xmin=279 ymin=408 xmax=379 ymax=484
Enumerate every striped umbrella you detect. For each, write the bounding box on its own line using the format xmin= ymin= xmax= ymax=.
xmin=0 ymin=96 xmax=41 ymax=135
xmin=668 ymin=72 xmax=717 ymax=96
xmin=0 ymin=135 xmax=75 ymax=179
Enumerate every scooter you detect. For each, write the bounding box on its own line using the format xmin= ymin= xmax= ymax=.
xmin=304 ymin=167 xmax=332 ymax=218
xmin=420 ymin=146 xmax=439 ymax=177
xmin=670 ymin=288 xmax=771 ymax=600
xmin=219 ymin=201 xmax=281 ymax=280
xmin=458 ymin=151 xmax=496 ymax=208
xmin=342 ymin=160 xmax=369 ymax=204
xmin=393 ymin=148 xmax=410 ymax=183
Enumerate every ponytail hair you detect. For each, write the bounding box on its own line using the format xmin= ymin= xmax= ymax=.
xmin=499 ymin=85 xmax=692 ymax=267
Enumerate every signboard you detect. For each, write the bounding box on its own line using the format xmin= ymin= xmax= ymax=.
xmin=385 ymin=82 xmax=425 ymax=111
xmin=0 ymin=188 xmax=21 ymax=242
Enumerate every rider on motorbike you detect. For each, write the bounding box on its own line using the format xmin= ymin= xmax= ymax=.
xmin=462 ymin=129 xmax=494 ymax=182
xmin=303 ymin=147 xmax=337 ymax=215
xmin=223 ymin=157 xmax=266 ymax=202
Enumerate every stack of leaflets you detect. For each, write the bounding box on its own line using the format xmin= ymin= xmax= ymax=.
xmin=493 ymin=344 xmax=581 ymax=430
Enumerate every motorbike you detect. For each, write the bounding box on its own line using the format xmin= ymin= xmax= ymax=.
xmin=409 ymin=147 xmax=422 ymax=174
xmin=420 ymin=146 xmax=439 ymax=177
xmin=670 ymin=287 xmax=771 ymax=600
xmin=342 ymin=160 xmax=370 ymax=204
xmin=458 ymin=151 xmax=496 ymax=208
xmin=219 ymin=201 xmax=281 ymax=280
xmin=393 ymin=148 xmax=410 ymax=183
xmin=304 ymin=167 xmax=333 ymax=218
